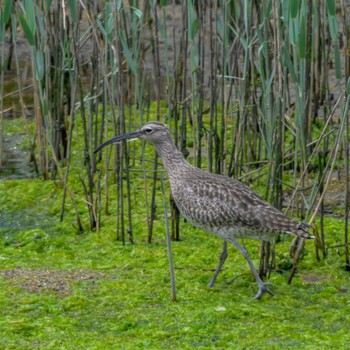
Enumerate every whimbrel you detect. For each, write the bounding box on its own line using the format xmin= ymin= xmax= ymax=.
xmin=95 ymin=122 xmax=314 ymax=299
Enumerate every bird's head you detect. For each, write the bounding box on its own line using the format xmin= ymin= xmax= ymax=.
xmin=94 ymin=122 xmax=171 ymax=153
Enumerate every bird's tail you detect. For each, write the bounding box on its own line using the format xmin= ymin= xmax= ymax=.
xmin=295 ymin=222 xmax=315 ymax=239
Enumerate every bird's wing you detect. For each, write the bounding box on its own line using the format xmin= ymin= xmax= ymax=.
xmin=175 ymin=172 xmax=301 ymax=234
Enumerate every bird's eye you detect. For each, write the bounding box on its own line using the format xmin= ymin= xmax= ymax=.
xmin=144 ymin=128 xmax=153 ymax=134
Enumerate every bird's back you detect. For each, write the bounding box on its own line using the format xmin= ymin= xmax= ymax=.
xmin=169 ymin=166 xmax=313 ymax=241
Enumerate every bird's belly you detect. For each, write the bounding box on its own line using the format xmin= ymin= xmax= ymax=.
xmin=210 ymin=226 xmax=277 ymax=241
xmin=180 ymin=210 xmax=277 ymax=241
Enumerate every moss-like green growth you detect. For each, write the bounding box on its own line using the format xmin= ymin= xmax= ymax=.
xmin=1 ymin=177 xmax=349 ymax=349
xmin=1 ymin=110 xmax=349 ymax=348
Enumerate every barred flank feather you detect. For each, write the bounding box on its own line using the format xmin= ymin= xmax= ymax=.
xmin=294 ymin=222 xmax=315 ymax=239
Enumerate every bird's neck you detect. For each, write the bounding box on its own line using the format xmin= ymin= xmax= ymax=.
xmin=154 ymin=140 xmax=192 ymax=176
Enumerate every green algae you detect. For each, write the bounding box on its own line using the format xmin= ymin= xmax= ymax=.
xmin=1 ymin=178 xmax=350 ymax=349
xmin=1 ymin=113 xmax=349 ymax=348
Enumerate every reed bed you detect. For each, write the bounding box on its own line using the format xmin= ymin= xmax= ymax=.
xmin=1 ymin=0 xmax=349 ymax=270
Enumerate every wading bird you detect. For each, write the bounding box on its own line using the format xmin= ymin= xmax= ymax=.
xmin=95 ymin=122 xmax=314 ymax=299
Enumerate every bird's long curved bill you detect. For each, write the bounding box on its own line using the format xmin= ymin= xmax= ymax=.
xmin=94 ymin=130 xmax=142 ymax=153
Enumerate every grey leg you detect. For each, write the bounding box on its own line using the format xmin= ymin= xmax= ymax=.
xmin=208 ymin=241 xmax=228 ymax=288
xmin=226 ymin=237 xmax=273 ymax=299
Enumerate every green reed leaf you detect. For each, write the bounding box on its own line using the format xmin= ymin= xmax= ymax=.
xmin=2 ymin=0 xmax=14 ymax=26
xmin=334 ymin=42 xmax=341 ymax=80
xmin=328 ymin=15 xmax=338 ymax=41
xmin=299 ymin=15 xmax=306 ymax=59
xmin=35 ymin=49 xmax=44 ymax=81
xmin=18 ymin=13 xmax=35 ymax=46
xmin=282 ymin=46 xmax=298 ymax=82
xmin=24 ymin=0 xmax=36 ymax=35
xmin=290 ymin=0 xmax=299 ymax=19
xmin=45 ymin=0 xmax=53 ymax=12
xmin=68 ymin=0 xmax=78 ymax=23
xmin=326 ymin=0 xmax=336 ymax=16
xmin=187 ymin=0 xmax=198 ymax=41
xmin=119 ymin=30 xmax=136 ymax=75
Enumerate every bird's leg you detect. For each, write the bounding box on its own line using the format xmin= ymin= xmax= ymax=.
xmin=226 ymin=237 xmax=273 ymax=300
xmin=208 ymin=241 xmax=228 ymax=288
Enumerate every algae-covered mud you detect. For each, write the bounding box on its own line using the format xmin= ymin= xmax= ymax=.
xmin=1 ymin=174 xmax=350 ymax=348
xmin=1 ymin=114 xmax=350 ymax=349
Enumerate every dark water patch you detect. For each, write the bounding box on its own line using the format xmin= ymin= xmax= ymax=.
xmin=0 ymin=207 xmax=54 ymax=234
xmin=0 ymin=179 xmax=58 ymax=240
xmin=0 ymin=133 xmax=36 ymax=180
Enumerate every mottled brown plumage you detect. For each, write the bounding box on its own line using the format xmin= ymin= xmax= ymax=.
xmin=95 ymin=122 xmax=314 ymax=299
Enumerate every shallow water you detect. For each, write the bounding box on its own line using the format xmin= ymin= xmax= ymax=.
xmin=0 ymin=132 xmax=36 ymax=180
xmin=0 ymin=206 xmax=53 ymax=237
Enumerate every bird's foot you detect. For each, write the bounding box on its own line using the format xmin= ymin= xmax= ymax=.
xmin=208 ymin=274 xmax=220 ymax=288
xmin=253 ymin=282 xmax=274 ymax=300
xmin=207 ymin=280 xmax=215 ymax=288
